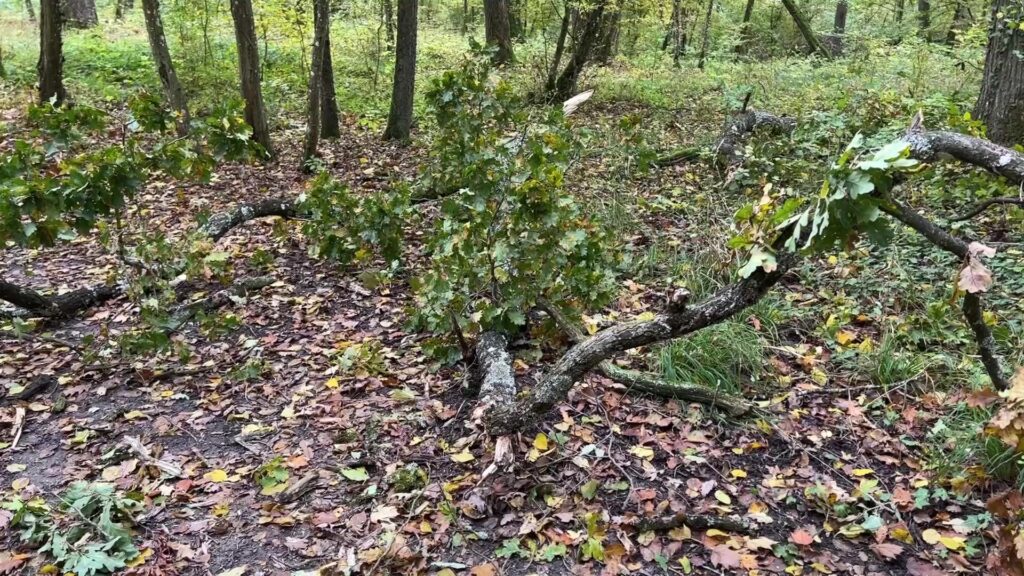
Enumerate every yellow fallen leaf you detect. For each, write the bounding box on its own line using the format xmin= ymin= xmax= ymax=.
xmin=630 ymin=445 xmax=654 ymax=460
xmin=450 ymin=450 xmax=475 ymax=463
xmin=852 ymin=468 xmax=874 ymax=476
xmin=280 ymin=404 xmax=296 ymax=419
xmin=835 ymin=330 xmax=856 ymax=345
xmin=213 ymin=502 xmax=230 ymax=517
xmin=533 ymin=433 xmax=549 ymax=451
xmin=325 ymin=377 xmax=339 ymax=389
xmin=125 ymin=548 xmax=153 ymax=568
xmin=730 ymin=469 xmax=747 ymax=478
xmin=921 ymin=528 xmax=940 ymax=545
xmin=714 ymin=490 xmax=732 ymax=505
xmin=204 ymin=469 xmax=229 ymax=483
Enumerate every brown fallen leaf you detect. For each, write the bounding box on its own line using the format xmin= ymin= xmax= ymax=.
xmin=790 ymin=528 xmax=815 ymax=546
xmin=709 ymin=545 xmax=741 ymax=569
xmin=870 ymin=542 xmax=904 ymax=561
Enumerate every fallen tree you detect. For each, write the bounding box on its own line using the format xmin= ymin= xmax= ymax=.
xmin=475 ymin=113 xmax=1021 ymax=434
xmin=654 ymin=108 xmax=796 ymax=168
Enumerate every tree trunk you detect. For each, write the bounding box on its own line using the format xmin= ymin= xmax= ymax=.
xmin=483 ymin=0 xmax=515 ymax=65
xmin=546 ymin=3 xmax=571 ymax=92
xmin=25 ymin=0 xmax=37 ymax=22
xmin=302 ymin=0 xmax=330 ymax=168
xmin=549 ymin=1 xmax=605 ymax=101
xmin=594 ymin=6 xmax=621 ymax=64
xmin=895 ymin=0 xmax=904 ymax=22
xmin=736 ymin=0 xmax=755 ymax=54
xmin=38 ymin=0 xmax=66 ymax=105
xmin=383 ymin=0 xmax=395 ymax=50
xmin=975 ymin=0 xmax=1024 ymax=146
xmin=115 ymin=0 xmax=125 ymax=20
xmin=833 ymin=0 xmax=847 ymax=33
xmin=320 ymin=30 xmax=341 ymax=139
xmin=461 ymin=0 xmax=468 ymax=34
xmin=141 ymin=0 xmax=190 ymax=136
xmin=383 ymin=0 xmax=417 ymax=141
xmin=229 ymin=0 xmax=275 ymax=157
xmin=697 ymin=0 xmax=713 ymax=69
xmin=62 ymin=0 xmax=97 ymax=28
xmin=945 ymin=1 xmax=969 ymax=44
xmin=780 ymin=0 xmax=832 ymax=57
xmin=509 ymin=0 xmax=526 ymax=39
xmin=916 ymin=0 xmax=930 ymax=38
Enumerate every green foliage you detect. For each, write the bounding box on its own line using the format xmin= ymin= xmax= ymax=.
xmin=254 ymin=457 xmax=290 ymax=495
xmin=3 ymin=482 xmax=143 ymax=576
xmin=300 ymin=172 xmax=409 ymax=267
xmin=410 ymin=50 xmax=619 ymax=357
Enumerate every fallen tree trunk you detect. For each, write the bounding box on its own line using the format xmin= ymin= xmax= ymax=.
xmin=655 ymin=109 xmax=796 ymax=168
xmin=485 ymin=253 xmax=795 ymax=434
xmin=200 ymin=197 xmax=299 ymax=241
xmin=540 ymin=300 xmax=752 ymax=416
xmin=903 ymin=122 xmax=1024 ymax=184
xmin=0 ymin=279 xmax=120 ymax=319
xmin=473 ymin=331 xmax=517 ymax=410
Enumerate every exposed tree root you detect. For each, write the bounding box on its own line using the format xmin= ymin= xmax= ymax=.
xmin=634 ymin=512 xmax=753 ymax=534
xmin=655 ymin=109 xmax=796 ymax=168
xmin=539 ymin=300 xmax=752 ymax=417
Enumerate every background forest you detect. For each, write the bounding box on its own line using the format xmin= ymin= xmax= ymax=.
xmin=1 ymin=0 xmax=1024 ymax=574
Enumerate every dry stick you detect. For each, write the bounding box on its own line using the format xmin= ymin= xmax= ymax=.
xmin=634 ymin=511 xmax=753 ymax=534
xmin=880 ymin=198 xmax=1008 ymax=390
xmin=654 ymin=109 xmax=796 ymax=168
xmin=538 ymin=299 xmax=752 ymax=417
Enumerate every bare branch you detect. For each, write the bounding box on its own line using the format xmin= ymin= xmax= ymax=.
xmin=950 ymin=197 xmax=1024 ymax=221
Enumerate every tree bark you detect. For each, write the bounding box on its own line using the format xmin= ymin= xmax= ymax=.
xmin=779 ymin=0 xmax=833 ymax=57
xmin=833 ymin=0 xmax=847 ymax=33
xmin=383 ymin=0 xmax=395 ymax=50
xmin=38 ymin=0 xmax=66 ymax=106
xmin=945 ymin=1 xmax=969 ymax=44
xmin=594 ymin=6 xmax=622 ymax=64
xmin=895 ymin=0 xmax=904 ymax=22
xmin=545 ymin=3 xmax=571 ymax=93
xmin=975 ymin=0 xmax=1024 ymax=146
xmin=485 ymin=251 xmax=796 ymax=434
xmin=736 ymin=0 xmax=755 ymax=54
xmin=383 ymin=0 xmax=417 ymax=141
xmin=483 ymin=0 xmax=515 ymax=65
xmin=549 ymin=1 xmax=605 ymax=102
xmin=62 ymin=0 xmax=97 ymax=28
xmin=25 ymin=0 xmax=37 ymax=22
xmin=916 ymin=0 xmax=930 ymax=38
xmin=696 ymin=0 xmax=714 ymax=69
xmin=320 ymin=31 xmax=341 ymax=139
xmin=302 ymin=0 xmax=330 ymax=169
xmin=141 ymin=0 xmax=190 ymax=136
xmin=229 ymin=0 xmax=275 ymax=158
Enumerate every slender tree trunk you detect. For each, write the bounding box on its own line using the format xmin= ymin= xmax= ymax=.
xmin=461 ymin=0 xmax=468 ymax=34
xmin=141 ymin=0 xmax=190 ymax=135
xmin=25 ymin=0 xmax=37 ymax=22
xmin=509 ymin=0 xmax=525 ymax=39
xmin=302 ymin=0 xmax=330 ymax=168
xmin=384 ymin=0 xmax=417 ymax=141
xmin=945 ymin=1 xmax=969 ymax=44
xmin=975 ymin=0 xmax=1024 ymax=145
xmin=833 ymin=0 xmax=847 ymax=33
xmin=229 ymin=0 xmax=275 ymax=157
xmin=38 ymin=0 xmax=66 ymax=105
xmin=115 ymin=0 xmax=125 ymax=20
xmin=895 ymin=0 xmax=904 ymax=22
xmin=916 ymin=0 xmax=930 ymax=39
xmin=662 ymin=0 xmax=678 ymax=51
xmin=320 ymin=30 xmax=341 ymax=139
xmin=780 ymin=0 xmax=832 ymax=57
xmin=549 ymin=1 xmax=605 ymax=101
xmin=483 ymin=0 xmax=515 ymax=64
xmin=62 ymin=0 xmax=97 ymax=28
xmin=696 ymin=0 xmax=713 ymax=69
xmin=594 ymin=7 xmax=621 ymax=64
xmin=736 ymin=0 xmax=755 ymax=54
xmin=546 ymin=2 xmax=571 ymax=92
xmin=383 ymin=0 xmax=395 ymax=49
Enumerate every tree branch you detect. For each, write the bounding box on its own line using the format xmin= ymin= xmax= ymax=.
xmin=950 ymin=197 xmax=1024 ymax=221
xmin=903 ymin=124 xmax=1024 ymax=185
xmin=199 ymin=197 xmax=299 ymax=241
xmin=655 ymin=109 xmax=796 ymax=168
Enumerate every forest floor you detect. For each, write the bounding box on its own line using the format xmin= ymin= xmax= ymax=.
xmin=0 ymin=104 xmax=1018 ymax=576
